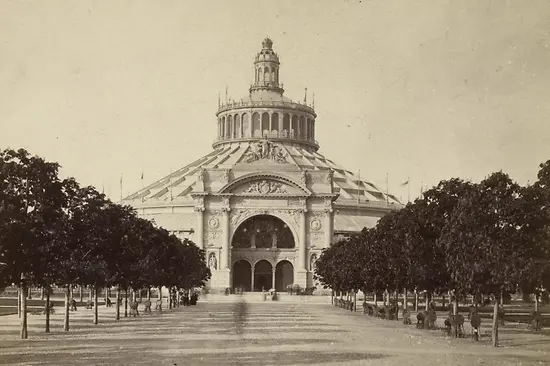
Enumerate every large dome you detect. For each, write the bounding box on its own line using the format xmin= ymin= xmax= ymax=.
xmin=123 ymin=38 xmax=402 ymax=291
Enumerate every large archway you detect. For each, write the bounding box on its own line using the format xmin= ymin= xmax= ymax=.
xmin=254 ymin=260 xmax=273 ymax=291
xmin=275 ymin=260 xmax=294 ymax=292
xmin=232 ymin=260 xmax=252 ymax=292
xmin=232 ymin=215 xmax=295 ymax=248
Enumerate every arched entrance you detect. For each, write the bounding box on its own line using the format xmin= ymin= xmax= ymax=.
xmin=275 ymin=260 xmax=294 ymax=292
xmin=232 ymin=260 xmax=252 ymax=292
xmin=232 ymin=215 xmax=295 ymax=248
xmin=254 ymin=260 xmax=273 ymax=291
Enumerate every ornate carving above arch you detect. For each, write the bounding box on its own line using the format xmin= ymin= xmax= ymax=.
xmin=219 ymin=172 xmax=311 ymax=195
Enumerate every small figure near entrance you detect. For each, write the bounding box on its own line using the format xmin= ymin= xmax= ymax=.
xmin=143 ymin=299 xmax=152 ymax=313
xmin=70 ymin=298 xmax=77 ymax=311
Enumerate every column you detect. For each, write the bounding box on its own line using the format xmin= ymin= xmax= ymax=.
xmin=194 ymin=208 xmax=204 ymax=250
xmin=251 ymin=269 xmax=255 ymax=292
xmin=324 ymin=209 xmax=333 ymax=248
xmin=221 ymin=208 xmax=230 ymax=269
xmin=272 ymin=267 xmax=276 ymax=291
xmin=298 ymin=209 xmax=307 ymax=270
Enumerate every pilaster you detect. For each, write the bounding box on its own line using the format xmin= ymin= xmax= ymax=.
xmin=194 ymin=207 xmax=205 ymax=249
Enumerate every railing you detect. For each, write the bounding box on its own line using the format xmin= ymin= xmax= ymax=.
xmin=216 ymin=99 xmax=315 ymax=114
xmin=212 ymin=132 xmax=319 ymax=148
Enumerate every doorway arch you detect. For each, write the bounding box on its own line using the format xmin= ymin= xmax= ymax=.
xmin=275 ymin=260 xmax=294 ymax=291
xmin=254 ymin=260 xmax=273 ymax=291
xmin=232 ymin=260 xmax=252 ymax=292
xmin=232 ymin=215 xmax=295 ymax=248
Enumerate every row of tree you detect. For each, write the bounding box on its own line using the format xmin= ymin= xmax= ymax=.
xmin=0 ymin=148 xmax=211 ymax=338
xmin=315 ymin=160 xmax=550 ymax=347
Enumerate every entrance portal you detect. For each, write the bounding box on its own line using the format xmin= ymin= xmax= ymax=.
xmin=275 ymin=260 xmax=294 ymax=291
xmin=232 ymin=260 xmax=252 ymax=292
xmin=254 ymin=260 xmax=273 ymax=291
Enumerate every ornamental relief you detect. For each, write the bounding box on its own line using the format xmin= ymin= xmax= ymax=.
xmin=310 ymin=218 xmax=322 ymax=231
xmin=244 ymin=180 xmax=287 ymax=194
xmin=307 ymin=232 xmax=324 ymax=244
xmin=242 ymin=139 xmax=287 ymax=164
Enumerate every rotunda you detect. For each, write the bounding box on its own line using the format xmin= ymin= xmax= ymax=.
xmin=123 ymin=38 xmax=402 ymax=292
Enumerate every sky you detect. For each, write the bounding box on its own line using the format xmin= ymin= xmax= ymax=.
xmin=1 ymin=0 xmax=549 ymax=203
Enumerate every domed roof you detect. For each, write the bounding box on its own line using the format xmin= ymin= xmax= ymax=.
xmin=124 ymin=143 xmax=400 ymax=207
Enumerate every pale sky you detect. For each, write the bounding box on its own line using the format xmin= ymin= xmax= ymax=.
xmin=1 ymin=0 xmax=549 ymax=202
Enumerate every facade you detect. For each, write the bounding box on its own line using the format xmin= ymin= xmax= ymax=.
xmin=123 ymin=38 xmax=402 ymax=292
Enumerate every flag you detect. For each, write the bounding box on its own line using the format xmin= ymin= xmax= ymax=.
xmin=400 ymin=178 xmax=410 ymax=187
xmin=141 ymin=172 xmax=144 ymax=180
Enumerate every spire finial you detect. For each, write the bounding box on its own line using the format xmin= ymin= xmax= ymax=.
xmin=312 ymin=92 xmax=315 ymax=109
xmin=225 ymin=85 xmax=228 ymax=103
xmin=218 ymin=91 xmax=220 ymax=107
xmin=304 ymin=87 xmax=308 ymax=103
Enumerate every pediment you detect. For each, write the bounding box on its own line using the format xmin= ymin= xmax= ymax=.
xmin=231 ymin=179 xmax=303 ymax=195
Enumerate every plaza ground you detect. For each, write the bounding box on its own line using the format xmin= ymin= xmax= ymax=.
xmin=0 ymin=295 xmax=549 ymax=366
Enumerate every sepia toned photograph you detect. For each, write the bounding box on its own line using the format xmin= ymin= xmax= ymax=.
xmin=1 ymin=1 xmax=549 ymax=365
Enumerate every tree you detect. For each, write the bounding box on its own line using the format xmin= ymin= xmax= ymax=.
xmin=0 ymin=148 xmax=66 ymax=338
xmin=440 ymin=172 xmax=527 ymax=346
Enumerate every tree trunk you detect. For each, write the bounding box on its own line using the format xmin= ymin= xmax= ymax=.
xmin=425 ymin=291 xmax=430 ymax=311
xmin=534 ymin=293 xmax=539 ymax=312
xmin=354 ymin=292 xmax=357 ymax=312
xmin=453 ymin=293 xmax=459 ymax=338
xmin=17 ymin=287 xmax=21 ymax=318
xmin=20 ymin=283 xmax=28 ymax=339
xmin=158 ymin=287 xmax=162 ymax=311
xmin=63 ymin=285 xmax=70 ymax=332
xmin=176 ymin=288 xmax=180 ymax=307
xmin=147 ymin=287 xmax=151 ymax=301
xmin=169 ymin=288 xmax=173 ymax=309
xmin=374 ymin=292 xmax=377 ymax=306
xmin=139 ymin=289 xmax=143 ymax=302
xmin=492 ymin=297 xmax=499 ymax=347
xmin=132 ymin=288 xmax=136 ymax=303
xmin=89 ymin=286 xmax=93 ymax=301
xmin=331 ymin=290 xmax=334 ymax=305
xmin=41 ymin=288 xmax=45 ymax=301
xmin=45 ymin=287 xmax=50 ymax=333
xmin=115 ymin=287 xmax=121 ymax=320
xmin=79 ymin=286 xmax=83 ymax=303
xmin=124 ymin=288 xmax=128 ymax=317
xmin=93 ymin=286 xmax=99 ymax=325
xmin=414 ymin=289 xmax=418 ymax=311
xmin=403 ymin=288 xmax=408 ymax=310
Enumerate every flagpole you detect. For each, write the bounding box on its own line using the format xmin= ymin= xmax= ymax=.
xmin=120 ymin=174 xmax=123 ymax=204
xmin=169 ymin=168 xmax=173 ymax=201
xmin=357 ymin=169 xmax=360 ymax=205
xmin=407 ymin=176 xmax=411 ymax=203
xmin=141 ymin=172 xmax=144 ymax=202
xmin=385 ymin=173 xmax=389 ymax=205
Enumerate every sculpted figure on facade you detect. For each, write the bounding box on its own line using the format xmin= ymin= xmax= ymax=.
xmin=219 ymin=169 xmax=230 ymax=184
xmin=208 ymin=252 xmax=217 ymax=270
xmin=310 ymin=253 xmax=318 ymax=272
xmin=242 ymin=139 xmax=287 ymax=164
xmin=301 ymin=170 xmax=308 ymax=186
xmin=198 ymin=167 xmax=206 ymax=181
xmin=326 ymin=168 xmax=334 ymax=183
xmin=245 ymin=180 xmax=286 ymax=194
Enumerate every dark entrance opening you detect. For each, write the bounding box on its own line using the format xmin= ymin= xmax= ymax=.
xmin=232 ymin=260 xmax=252 ymax=292
xmin=275 ymin=260 xmax=294 ymax=292
xmin=254 ymin=260 xmax=273 ymax=292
